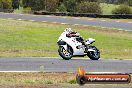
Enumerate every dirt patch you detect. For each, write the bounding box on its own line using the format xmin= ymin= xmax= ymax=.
xmin=0 ymin=84 xmax=54 ymax=88
xmin=0 ymin=72 xmax=76 ymax=85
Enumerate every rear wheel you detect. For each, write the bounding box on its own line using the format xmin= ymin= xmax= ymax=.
xmin=87 ymin=46 xmax=100 ymax=60
xmin=58 ymin=46 xmax=73 ymax=60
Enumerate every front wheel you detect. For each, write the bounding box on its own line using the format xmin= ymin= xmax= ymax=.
xmin=58 ymin=46 xmax=73 ymax=60
xmin=87 ymin=46 xmax=100 ymax=60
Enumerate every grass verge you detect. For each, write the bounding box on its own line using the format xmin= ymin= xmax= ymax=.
xmin=0 ymin=72 xmax=131 ymax=87
xmin=0 ymin=73 xmax=75 ymax=85
xmin=0 ymin=18 xmax=132 ymax=59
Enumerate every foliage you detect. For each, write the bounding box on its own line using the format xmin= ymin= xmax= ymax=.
xmin=112 ymin=4 xmax=132 ymax=14
xmin=45 ymin=0 xmax=59 ymax=12
xmin=30 ymin=0 xmax=45 ymax=11
xmin=128 ymin=0 xmax=132 ymax=6
xmin=0 ymin=0 xmax=12 ymax=9
xmin=100 ymin=0 xmax=132 ymax=6
xmin=77 ymin=0 xmax=98 ymax=2
xmin=100 ymin=3 xmax=119 ymax=15
xmin=12 ymin=0 xmax=20 ymax=9
xmin=22 ymin=0 xmax=30 ymax=8
xmin=64 ymin=0 xmax=77 ymax=12
xmin=23 ymin=0 xmax=59 ymax=12
xmin=22 ymin=7 xmax=31 ymax=13
xmin=58 ymin=3 xmax=67 ymax=12
xmin=77 ymin=2 xmax=102 ymax=14
xmin=22 ymin=0 xmax=45 ymax=11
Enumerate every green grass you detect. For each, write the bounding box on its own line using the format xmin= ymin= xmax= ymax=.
xmin=0 ymin=18 xmax=132 ymax=59
xmin=100 ymin=3 xmax=132 ymax=15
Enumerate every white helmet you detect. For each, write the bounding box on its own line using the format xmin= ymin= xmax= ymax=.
xmin=64 ymin=28 xmax=73 ymax=33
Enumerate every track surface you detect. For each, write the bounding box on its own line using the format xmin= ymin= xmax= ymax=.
xmin=0 ymin=57 xmax=132 ymax=73
xmin=0 ymin=13 xmax=132 ymax=31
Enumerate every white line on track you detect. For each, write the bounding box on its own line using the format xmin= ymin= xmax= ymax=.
xmin=128 ymin=22 xmax=132 ymax=23
xmin=45 ymin=15 xmax=52 ymax=17
xmin=52 ymin=22 xmax=58 ymax=24
xmin=0 ymin=71 xmax=122 ymax=74
xmin=0 ymin=71 xmax=40 ymax=73
xmin=42 ymin=21 xmax=47 ymax=22
xmin=118 ymin=29 xmax=124 ymax=31
xmin=87 ymin=19 xmax=94 ymax=20
xmin=83 ymin=25 xmax=89 ymax=27
xmin=62 ymin=17 xmax=67 ymax=19
xmin=116 ymin=21 xmax=120 ymax=22
xmin=61 ymin=23 xmax=68 ymax=25
xmin=32 ymin=15 xmax=37 ymax=16
xmin=74 ymin=18 xmax=80 ymax=19
xmin=74 ymin=24 xmax=80 ymax=26
xmin=100 ymin=20 xmax=106 ymax=22
xmin=19 ymin=14 xmax=24 ymax=15
xmin=17 ymin=19 xmax=22 ymax=21
xmin=89 ymin=72 xmax=122 ymax=74
xmin=29 ymin=20 xmax=35 ymax=22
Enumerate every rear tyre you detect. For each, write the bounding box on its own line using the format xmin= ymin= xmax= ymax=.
xmin=87 ymin=46 xmax=100 ymax=60
xmin=58 ymin=46 xmax=73 ymax=60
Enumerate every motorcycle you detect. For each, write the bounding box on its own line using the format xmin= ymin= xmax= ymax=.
xmin=57 ymin=28 xmax=100 ymax=60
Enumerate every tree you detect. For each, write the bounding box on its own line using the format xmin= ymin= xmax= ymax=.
xmin=22 ymin=0 xmax=45 ymax=11
xmin=22 ymin=0 xmax=30 ymax=8
xmin=116 ymin=0 xmax=132 ymax=6
xmin=77 ymin=0 xmax=98 ymax=3
xmin=112 ymin=4 xmax=132 ymax=14
xmin=30 ymin=0 xmax=45 ymax=11
xmin=22 ymin=0 xmax=59 ymax=12
xmin=12 ymin=0 xmax=20 ymax=9
xmin=128 ymin=0 xmax=132 ymax=6
xmin=77 ymin=2 xmax=102 ymax=14
xmin=45 ymin=0 xmax=59 ymax=12
xmin=0 ymin=0 xmax=12 ymax=9
xmin=64 ymin=0 xmax=77 ymax=12
xmin=58 ymin=3 xmax=67 ymax=12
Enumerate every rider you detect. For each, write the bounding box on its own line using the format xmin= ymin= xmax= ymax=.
xmin=65 ymin=28 xmax=85 ymax=45
xmin=65 ymin=28 xmax=79 ymax=37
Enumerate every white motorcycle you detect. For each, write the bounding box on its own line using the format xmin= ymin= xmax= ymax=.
xmin=57 ymin=28 xmax=100 ymax=60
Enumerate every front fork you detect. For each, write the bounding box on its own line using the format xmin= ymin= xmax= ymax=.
xmin=62 ymin=45 xmax=67 ymax=50
xmin=85 ymin=45 xmax=96 ymax=53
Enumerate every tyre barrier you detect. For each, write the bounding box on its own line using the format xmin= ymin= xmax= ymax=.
xmin=34 ymin=11 xmax=132 ymax=19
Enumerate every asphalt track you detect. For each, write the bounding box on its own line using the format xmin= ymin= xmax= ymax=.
xmin=0 ymin=57 xmax=132 ymax=73
xmin=0 ymin=13 xmax=132 ymax=31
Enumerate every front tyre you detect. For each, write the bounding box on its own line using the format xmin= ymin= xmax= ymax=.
xmin=87 ymin=46 xmax=100 ymax=60
xmin=58 ymin=46 xmax=73 ymax=60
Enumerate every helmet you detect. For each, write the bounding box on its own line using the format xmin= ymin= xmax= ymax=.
xmin=64 ymin=28 xmax=73 ymax=33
